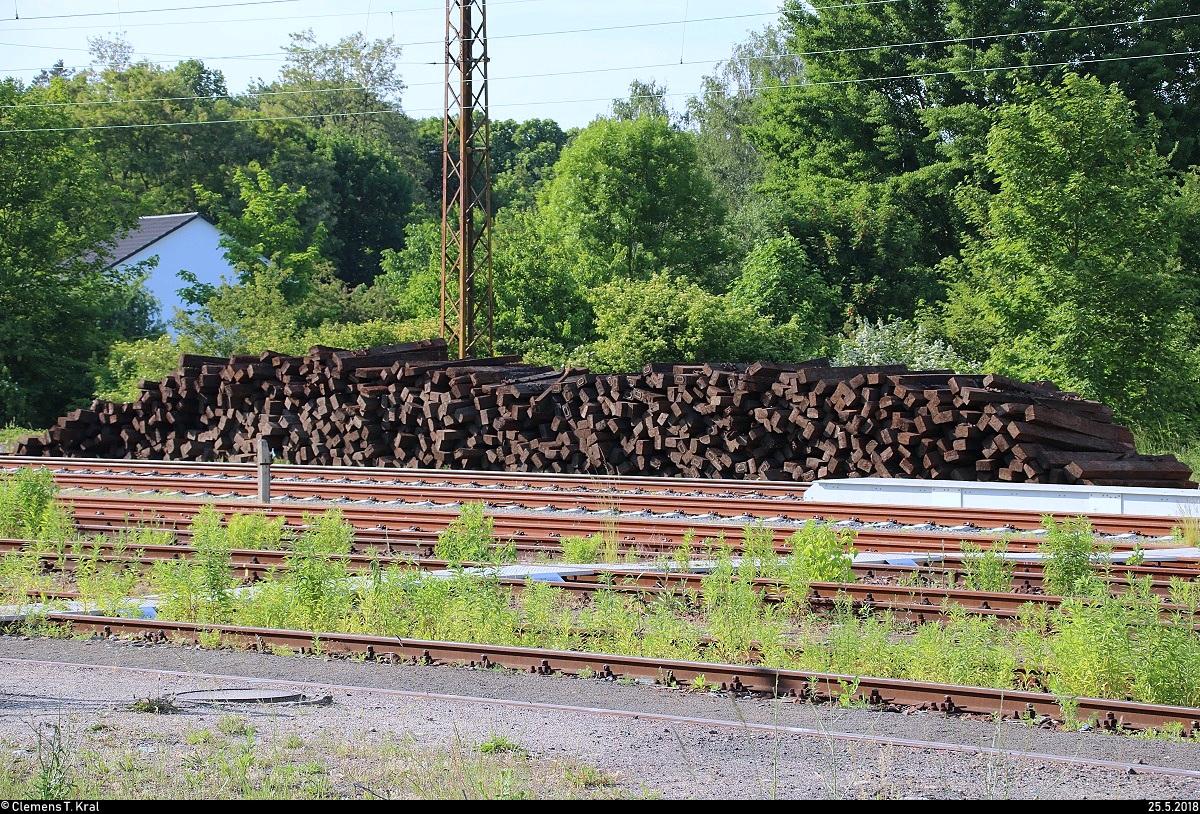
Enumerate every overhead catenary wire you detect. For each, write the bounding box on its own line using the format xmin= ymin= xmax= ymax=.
xmin=0 ymin=46 xmax=1193 ymax=134
xmin=0 ymin=0 xmax=554 ymax=26
xmin=0 ymin=0 xmax=899 ymax=74
xmin=0 ymin=0 xmax=304 ymax=23
xmin=0 ymin=7 xmax=792 ymax=60
xmin=4 ymin=10 xmax=1195 ymax=112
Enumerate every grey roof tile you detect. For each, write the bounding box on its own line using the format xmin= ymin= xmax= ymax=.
xmin=93 ymin=212 xmax=206 ymax=266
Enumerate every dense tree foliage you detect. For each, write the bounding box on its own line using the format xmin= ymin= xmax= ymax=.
xmin=0 ymin=80 xmax=155 ymax=426
xmin=3 ymin=9 xmax=1198 ymax=447
xmin=583 ymin=272 xmax=814 ymax=372
xmin=940 ymin=74 xmax=1198 ymax=425
xmin=540 ymin=116 xmax=731 ymax=289
xmin=751 ymin=0 xmax=1200 ymax=323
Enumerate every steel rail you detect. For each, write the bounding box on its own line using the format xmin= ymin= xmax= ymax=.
xmin=5 ymin=656 xmax=1198 ymax=780
xmin=9 ymin=539 xmax=1198 ymax=630
xmin=12 ymin=534 xmax=1196 ymax=595
xmin=0 ymin=455 xmax=812 ymax=499
xmin=50 ymin=471 xmax=1194 ymax=536
xmin=41 ymin=472 xmax=823 ymax=523
xmin=57 ymin=495 xmax=1189 ymax=557
xmin=5 ymin=455 xmax=1190 ymax=535
xmin=24 ymin=613 xmax=1200 ymax=735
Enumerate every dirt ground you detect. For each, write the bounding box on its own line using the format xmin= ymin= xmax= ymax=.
xmin=1 ymin=634 xmax=1198 ymax=800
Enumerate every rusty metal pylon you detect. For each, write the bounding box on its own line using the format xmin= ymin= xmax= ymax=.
xmin=441 ymin=0 xmax=494 ymax=359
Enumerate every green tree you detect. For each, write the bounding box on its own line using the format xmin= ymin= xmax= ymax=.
xmin=62 ymin=35 xmax=420 ymax=288
xmin=609 ymin=79 xmax=674 ymax=123
xmin=492 ymin=209 xmax=591 ymax=362
xmin=540 ymin=116 xmax=730 ymax=288
xmin=62 ymin=49 xmax=240 ymax=215
xmin=684 ymin=25 xmax=802 ymax=226
xmin=583 ymin=272 xmax=814 ymax=372
xmin=728 ymin=234 xmax=840 ymax=331
xmin=315 ymin=131 xmax=416 ymax=287
xmin=375 ymin=216 xmax=443 ymax=322
xmin=177 ymin=162 xmax=344 ymax=353
xmin=752 ymin=0 xmax=1200 ymax=322
xmin=254 ymin=29 xmax=407 ymax=142
xmin=940 ymin=74 xmax=1196 ymax=426
xmin=490 ymin=118 xmax=569 ymax=211
xmin=0 ymin=79 xmax=151 ymax=425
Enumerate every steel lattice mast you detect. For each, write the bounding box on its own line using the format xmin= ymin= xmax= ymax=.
xmin=441 ymin=0 xmax=494 ymax=359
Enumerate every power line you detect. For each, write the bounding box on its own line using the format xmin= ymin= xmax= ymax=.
xmin=1 ymin=47 xmax=1192 ymax=134
xmin=0 ymin=0 xmax=898 ymax=68
xmin=1 ymin=8 xmax=791 ymax=59
xmin=0 ymin=83 xmax=417 ymax=110
xmin=5 ymin=11 xmax=1195 ymax=111
xmin=0 ymin=5 xmax=796 ymax=76
xmin=0 ymin=107 xmax=406 ymax=133
xmin=0 ymin=0 xmax=304 ymax=22
xmin=763 ymin=11 xmax=1200 ymax=66
xmin=0 ymin=0 xmax=552 ymax=27
xmin=4 ymin=5 xmax=1192 ymax=77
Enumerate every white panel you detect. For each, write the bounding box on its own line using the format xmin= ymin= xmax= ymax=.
xmin=804 ymin=477 xmax=1200 ymax=519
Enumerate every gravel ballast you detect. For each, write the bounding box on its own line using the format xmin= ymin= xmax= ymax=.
xmin=0 ymin=635 xmax=1198 ymax=800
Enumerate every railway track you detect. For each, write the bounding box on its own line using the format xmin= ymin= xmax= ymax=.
xmin=3 ymin=455 xmax=1191 ymax=537
xmin=5 ymin=653 xmax=1199 ymax=795
xmin=8 ymin=537 xmax=1199 ymax=627
xmin=55 ymin=494 xmax=1195 ymax=564
xmin=16 ymin=613 xmax=1199 ymax=736
xmin=0 ymin=455 xmax=811 ymax=499
xmin=5 ymin=459 xmax=1200 ymax=751
xmin=12 ymin=533 xmax=1197 ymax=594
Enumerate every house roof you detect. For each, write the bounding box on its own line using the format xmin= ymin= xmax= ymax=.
xmin=102 ymin=212 xmax=208 ymax=267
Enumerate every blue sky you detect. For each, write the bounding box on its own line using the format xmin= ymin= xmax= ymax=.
xmin=0 ymin=0 xmax=786 ymax=128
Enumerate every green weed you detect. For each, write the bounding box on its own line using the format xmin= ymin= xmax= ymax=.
xmin=129 ymin=696 xmax=181 ymax=714
xmin=741 ymin=520 xmax=780 ymax=578
xmin=151 ymin=504 xmax=236 ymax=625
xmin=785 ymin=521 xmax=857 ymax=584
xmin=478 ymin=735 xmax=525 ymax=755
xmin=0 ymin=467 xmax=60 ymax=540
xmin=958 ymin=539 xmax=1014 ymax=592
xmin=31 ymin=721 xmax=75 ymax=800
xmin=216 ymin=715 xmax=254 ymax=737
xmin=435 ymin=501 xmax=514 ymax=565
xmin=561 ymin=534 xmax=604 ymax=564
xmin=1039 ymin=516 xmax=1108 ymax=598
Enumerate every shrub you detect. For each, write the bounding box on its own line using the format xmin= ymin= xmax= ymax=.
xmin=0 ymin=467 xmax=60 ymax=540
xmin=785 ymin=521 xmax=857 ymax=584
xmin=1039 ymin=516 xmax=1107 ymax=598
xmin=436 ymin=501 xmax=515 ymax=565
xmin=958 ymin=539 xmax=1014 ymax=592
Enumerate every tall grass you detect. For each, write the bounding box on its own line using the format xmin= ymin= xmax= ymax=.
xmin=435 ymin=501 xmax=515 ymax=565
xmin=1131 ymin=423 xmax=1200 ymax=482
xmin=2 ymin=483 xmax=1197 ymax=715
xmin=0 ymin=467 xmax=61 ymax=540
xmin=151 ymin=504 xmax=237 ymax=625
xmin=1038 ymin=516 xmax=1109 ymax=598
xmin=958 ymin=539 xmax=1014 ymax=592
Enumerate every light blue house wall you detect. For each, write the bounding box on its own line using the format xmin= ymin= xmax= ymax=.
xmin=113 ymin=214 xmax=235 ymax=334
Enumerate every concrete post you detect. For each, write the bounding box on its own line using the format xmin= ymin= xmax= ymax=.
xmin=257 ymin=437 xmax=271 ymax=504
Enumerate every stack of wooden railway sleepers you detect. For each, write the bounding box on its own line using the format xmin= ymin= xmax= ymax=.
xmin=13 ymin=339 xmax=1196 ymax=488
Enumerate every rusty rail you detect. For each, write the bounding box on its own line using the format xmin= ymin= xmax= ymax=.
xmin=29 ymin=613 xmax=1200 ymax=736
